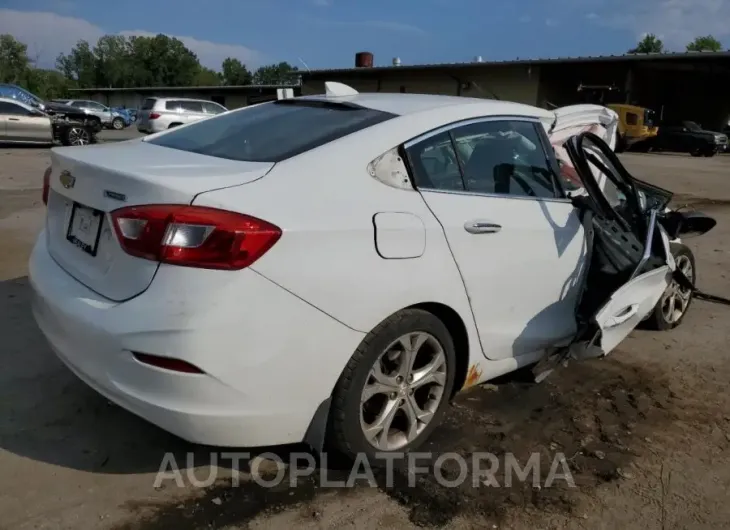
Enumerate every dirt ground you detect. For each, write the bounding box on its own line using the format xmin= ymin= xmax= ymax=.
xmin=1 ymin=138 xmax=729 ymax=530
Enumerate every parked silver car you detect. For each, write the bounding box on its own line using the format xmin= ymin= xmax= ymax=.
xmin=0 ymin=97 xmax=98 ymax=146
xmin=0 ymin=97 xmax=53 ymax=144
xmin=136 ymin=97 xmax=227 ymax=134
xmin=53 ymin=99 xmax=128 ymax=130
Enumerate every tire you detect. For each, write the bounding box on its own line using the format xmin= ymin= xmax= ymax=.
xmin=328 ymin=308 xmax=457 ymax=461
xmin=704 ymin=149 xmax=716 ymax=158
xmin=61 ymin=126 xmax=93 ymax=146
xmin=641 ymin=243 xmax=696 ymax=331
xmin=112 ymin=117 xmax=125 ymax=130
xmin=690 ymin=149 xmax=703 ymax=157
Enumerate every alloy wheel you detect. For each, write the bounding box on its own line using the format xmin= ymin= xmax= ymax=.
xmin=68 ymin=127 xmax=90 ymax=146
xmin=359 ymin=331 xmax=447 ymax=451
xmin=661 ymin=254 xmax=694 ymax=324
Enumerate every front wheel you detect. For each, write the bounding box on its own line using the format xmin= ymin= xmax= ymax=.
xmin=112 ymin=117 xmax=125 ymax=130
xmin=328 ymin=309 xmax=457 ymax=461
xmin=641 ymin=243 xmax=696 ymax=331
xmin=61 ymin=126 xmax=94 ymax=146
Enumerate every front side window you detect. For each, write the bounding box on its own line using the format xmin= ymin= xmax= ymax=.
xmin=0 ymin=101 xmax=31 ymax=116
xmin=202 ymin=101 xmax=225 ymax=115
xmin=147 ymin=99 xmax=395 ymax=163
xmin=453 ymin=120 xmax=557 ymax=198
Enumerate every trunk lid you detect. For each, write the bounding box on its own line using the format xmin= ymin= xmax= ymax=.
xmin=45 ymin=141 xmax=273 ymax=301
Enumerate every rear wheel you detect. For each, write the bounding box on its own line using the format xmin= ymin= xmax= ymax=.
xmin=328 ymin=309 xmax=456 ymax=461
xmin=641 ymin=243 xmax=695 ymax=330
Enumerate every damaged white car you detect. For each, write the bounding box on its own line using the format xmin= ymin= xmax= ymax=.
xmin=30 ymin=82 xmax=718 ymax=461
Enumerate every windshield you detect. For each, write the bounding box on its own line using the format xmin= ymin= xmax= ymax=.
xmin=147 ymin=99 xmax=395 ymax=163
xmin=684 ymin=121 xmax=701 ymax=131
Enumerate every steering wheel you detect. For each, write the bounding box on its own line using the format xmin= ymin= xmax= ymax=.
xmin=565 ymin=132 xmax=644 ymax=233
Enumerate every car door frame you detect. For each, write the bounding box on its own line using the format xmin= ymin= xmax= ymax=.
xmin=402 ymin=115 xmax=589 ymax=361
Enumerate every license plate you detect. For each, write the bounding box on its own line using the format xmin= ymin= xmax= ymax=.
xmin=66 ymin=203 xmax=103 ymax=256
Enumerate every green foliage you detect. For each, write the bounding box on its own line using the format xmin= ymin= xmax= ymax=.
xmin=2 ymin=30 xmax=298 ymax=98
xmin=628 ymin=34 xmax=664 ymax=54
xmin=221 ymin=57 xmax=252 ymax=85
xmin=252 ymin=61 xmax=299 ymax=85
xmin=0 ymin=34 xmax=31 ymax=83
xmin=686 ymin=35 xmax=722 ymax=52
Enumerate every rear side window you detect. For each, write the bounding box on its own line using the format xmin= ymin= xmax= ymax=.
xmin=165 ymin=100 xmax=183 ymax=111
xmin=147 ymin=100 xmax=396 ymax=162
xmin=626 ymin=112 xmax=639 ymax=126
xmin=141 ymin=98 xmax=157 ymax=110
xmin=179 ymin=101 xmax=204 ymax=113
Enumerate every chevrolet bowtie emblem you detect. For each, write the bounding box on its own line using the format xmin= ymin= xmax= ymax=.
xmin=59 ymin=170 xmax=76 ymax=189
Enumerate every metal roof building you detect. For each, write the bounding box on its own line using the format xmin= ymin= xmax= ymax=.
xmin=300 ymin=51 xmax=730 ymax=129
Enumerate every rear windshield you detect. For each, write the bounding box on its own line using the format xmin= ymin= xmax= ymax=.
xmin=141 ymin=98 xmax=157 ymax=110
xmin=146 ymin=99 xmax=396 ymax=162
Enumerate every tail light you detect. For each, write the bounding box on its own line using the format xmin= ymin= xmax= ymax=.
xmin=42 ymin=166 xmax=52 ymax=205
xmin=149 ymin=112 xmax=160 ymax=119
xmin=111 ymin=205 xmax=281 ymax=270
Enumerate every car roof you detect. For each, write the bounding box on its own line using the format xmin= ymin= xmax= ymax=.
xmin=298 ymin=92 xmax=554 ymax=119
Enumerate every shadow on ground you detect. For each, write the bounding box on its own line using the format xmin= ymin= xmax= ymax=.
xmin=0 ymin=275 xmax=680 ymax=529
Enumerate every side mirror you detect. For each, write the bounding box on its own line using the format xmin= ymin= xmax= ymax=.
xmin=682 ymin=127 xmax=688 ymax=132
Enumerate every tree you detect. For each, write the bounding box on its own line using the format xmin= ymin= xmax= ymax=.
xmin=94 ymin=35 xmax=133 ymax=87
xmin=56 ymin=40 xmax=96 ymax=88
xmin=221 ymin=57 xmax=252 ymax=85
xmin=628 ymin=33 xmax=664 ymax=54
xmin=686 ymin=35 xmax=722 ymax=52
xmin=252 ymin=62 xmax=299 ymax=85
xmin=0 ymin=34 xmax=32 ymax=83
xmin=195 ymin=66 xmax=222 ymax=86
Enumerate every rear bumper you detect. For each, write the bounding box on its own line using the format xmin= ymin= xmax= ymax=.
xmin=29 ymin=232 xmax=364 ymax=447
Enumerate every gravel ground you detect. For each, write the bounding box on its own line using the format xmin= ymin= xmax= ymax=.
xmin=1 ymin=142 xmax=729 ymax=530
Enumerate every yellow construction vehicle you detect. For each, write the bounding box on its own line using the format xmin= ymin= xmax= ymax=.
xmin=607 ymin=103 xmax=659 ymax=152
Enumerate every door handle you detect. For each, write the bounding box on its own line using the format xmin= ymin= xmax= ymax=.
xmin=464 ymin=221 xmax=502 ymax=234
xmin=604 ymin=303 xmax=639 ymax=328
xmin=8 ymin=118 xmax=20 ymax=121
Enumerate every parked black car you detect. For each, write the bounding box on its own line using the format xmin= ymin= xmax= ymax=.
xmin=650 ymin=120 xmax=728 ymax=157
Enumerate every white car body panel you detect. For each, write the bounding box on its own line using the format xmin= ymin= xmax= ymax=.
xmin=46 ymin=143 xmax=273 ymax=301
xmin=29 ymin=89 xmax=668 ymax=448
xmin=418 ymin=191 xmax=586 ymax=360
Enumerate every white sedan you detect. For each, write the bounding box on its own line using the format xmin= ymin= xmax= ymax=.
xmin=29 ymin=83 xmax=703 ymax=459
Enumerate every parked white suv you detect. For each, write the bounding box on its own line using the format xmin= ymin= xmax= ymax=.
xmin=136 ymin=97 xmax=227 ymax=134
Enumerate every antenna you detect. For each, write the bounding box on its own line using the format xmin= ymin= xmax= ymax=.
xmin=298 ymin=57 xmax=311 ymax=72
